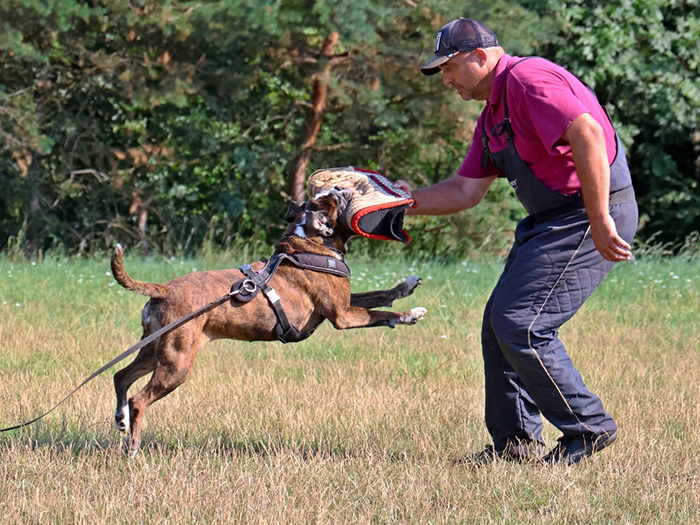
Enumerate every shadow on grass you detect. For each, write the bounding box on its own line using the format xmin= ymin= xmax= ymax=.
xmin=1 ymin=420 xmax=413 ymax=463
xmin=138 ymin=432 xmax=413 ymax=463
xmin=0 ymin=418 xmax=116 ymax=457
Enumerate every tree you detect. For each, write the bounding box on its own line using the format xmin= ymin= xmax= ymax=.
xmin=0 ymin=0 xmax=565 ymax=257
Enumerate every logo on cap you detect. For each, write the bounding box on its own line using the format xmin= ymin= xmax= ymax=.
xmin=434 ymin=31 xmax=443 ymax=53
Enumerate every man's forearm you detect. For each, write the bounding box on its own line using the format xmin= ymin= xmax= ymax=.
xmin=407 ymin=175 xmax=495 ymax=215
xmin=565 ymin=113 xmax=632 ymax=261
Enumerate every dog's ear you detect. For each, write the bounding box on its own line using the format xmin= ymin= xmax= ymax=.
xmin=285 ymin=201 xmax=306 ymax=223
xmin=313 ymin=194 xmax=340 ymax=222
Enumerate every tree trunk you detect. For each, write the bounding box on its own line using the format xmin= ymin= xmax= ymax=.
xmin=130 ymin=190 xmax=151 ymax=256
xmin=289 ymin=32 xmax=340 ymax=202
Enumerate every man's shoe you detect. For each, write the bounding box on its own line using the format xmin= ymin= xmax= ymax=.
xmin=543 ymin=430 xmax=618 ymax=466
xmin=456 ymin=439 xmax=544 ymax=468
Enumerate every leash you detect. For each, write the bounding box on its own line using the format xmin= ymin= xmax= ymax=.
xmin=0 ymin=280 xmax=256 ymax=433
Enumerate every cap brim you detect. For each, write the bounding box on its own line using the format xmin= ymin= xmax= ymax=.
xmin=420 ymin=55 xmax=450 ymax=76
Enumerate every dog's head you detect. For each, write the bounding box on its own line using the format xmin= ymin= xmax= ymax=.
xmin=284 ymin=187 xmax=353 ymax=243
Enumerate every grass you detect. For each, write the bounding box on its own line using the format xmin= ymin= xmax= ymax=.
xmin=0 ymin=249 xmax=698 ymax=523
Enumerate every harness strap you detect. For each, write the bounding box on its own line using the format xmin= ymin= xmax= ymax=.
xmin=231 ymin=251 xmax=350 ymax=344
xmin=285 ymin=252 xmax=350 ymax=278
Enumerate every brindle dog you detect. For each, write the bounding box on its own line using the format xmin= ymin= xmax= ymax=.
xmin=111 ymin=188 xmax=426 ymax=455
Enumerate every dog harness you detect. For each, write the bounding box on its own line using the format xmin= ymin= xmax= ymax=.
xmin=231 ymin=251 xmax=351 ymax=344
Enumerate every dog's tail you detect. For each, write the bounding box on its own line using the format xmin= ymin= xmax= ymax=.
xmin=111 ymin=244 xmax=168 ymax=299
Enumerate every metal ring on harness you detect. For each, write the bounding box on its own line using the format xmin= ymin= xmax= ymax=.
xmin=240 ymin=279 xmax=257 ymax=294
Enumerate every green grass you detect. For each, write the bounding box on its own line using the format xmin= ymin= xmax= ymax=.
xmin=0 ymin=250 xmax=698 ymax=523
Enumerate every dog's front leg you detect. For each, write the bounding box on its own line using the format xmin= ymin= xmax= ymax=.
xmin=350 ymin=275 xmax=421 ymax=309
xmin=328 ymin=305 xmax=427 ymax=330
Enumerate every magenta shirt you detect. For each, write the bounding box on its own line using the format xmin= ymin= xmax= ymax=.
xmin=457 ymin=54 xmax=617 ymax=195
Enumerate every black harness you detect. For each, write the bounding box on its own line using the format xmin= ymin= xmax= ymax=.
xmin=231 ymin=251 xmax=351 ymax=343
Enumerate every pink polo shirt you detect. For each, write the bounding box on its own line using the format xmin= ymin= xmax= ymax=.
xmin=457 ymin=54 xmax=617 ymax=195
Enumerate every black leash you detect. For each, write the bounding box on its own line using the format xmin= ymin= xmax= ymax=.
xmin=0 ymin=280 xmax=256 ymax=433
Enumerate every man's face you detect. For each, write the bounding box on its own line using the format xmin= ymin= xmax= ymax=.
xmin=439 ymin=50 xmax=489 ymax=102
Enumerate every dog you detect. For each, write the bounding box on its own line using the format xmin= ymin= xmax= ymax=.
xmin=111 ymin=188 xmax=426 ymax=455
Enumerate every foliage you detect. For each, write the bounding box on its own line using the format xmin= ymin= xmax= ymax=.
xmin=0 ymin=0 xmax=697 ymax=258
xmin=0 ymin=0 xmax=552 ymax=257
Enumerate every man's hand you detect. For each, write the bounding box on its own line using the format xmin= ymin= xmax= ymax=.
xmin=590 ymin=214 xmax=633 ymax=262
xmin=395 ymin=180 xmax=412 ymax=195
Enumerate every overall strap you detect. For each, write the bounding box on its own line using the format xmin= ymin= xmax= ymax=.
xmin=481 ymin=57 xmax=536 ymax=168
xmin=494 ymin=57 xmax=537 ymax=139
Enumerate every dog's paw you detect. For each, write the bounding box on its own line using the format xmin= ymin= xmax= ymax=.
xmin=121 ymin=437 xmax=139 ymax=458
xmin=114 ymin=405 xmax=130 ymax=433
xmin=404 ymin=275 xmax=421 ymax=293
xmin=396 ymin=275 xmax=421 ymax=299
xmin=401 ymin=307 xmax=427 ymax=325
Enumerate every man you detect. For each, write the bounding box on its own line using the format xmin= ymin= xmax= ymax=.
xmin=397 ymin=18 xmax=638 ymax=465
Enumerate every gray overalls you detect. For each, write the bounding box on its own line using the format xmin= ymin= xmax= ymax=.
xmin=480 ymin=59 xmax=638 ymax=451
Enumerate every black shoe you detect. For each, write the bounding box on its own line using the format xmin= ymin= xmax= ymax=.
xmin=543 ymin=430 xmax=618 ymax=466
xmin=456 ymin=439 xmax=544 ymax=468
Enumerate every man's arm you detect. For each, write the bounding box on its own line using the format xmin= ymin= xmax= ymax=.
xmin=397 ymin=174 xmax=496 ymax=216
xmin=563 ymin=113 xmax=632 ymax=262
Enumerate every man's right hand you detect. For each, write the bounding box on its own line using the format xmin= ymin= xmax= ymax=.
xmin=395 ymin=180 xmax=412 ymax=195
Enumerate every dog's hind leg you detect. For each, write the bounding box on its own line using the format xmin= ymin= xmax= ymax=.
xmin=114 ymin=340 xmax=157 ymax=433
xmin=123 ymin=333 xmax=202 ymax=456
xmin=350 ymin=275 xmax=421 ymax=309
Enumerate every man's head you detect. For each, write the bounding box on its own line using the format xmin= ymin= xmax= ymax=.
xmin=420 ymin=18 xmax=503 ymax=101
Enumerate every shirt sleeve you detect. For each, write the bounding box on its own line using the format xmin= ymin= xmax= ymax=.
xmin=510 ymin=68 xmax=590 ymax=154
xmin=457 ymin=118 xmax=502 ymax=178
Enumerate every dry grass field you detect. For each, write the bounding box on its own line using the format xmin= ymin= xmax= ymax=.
xmin=0 ymin=249 xmax=697 ymax=523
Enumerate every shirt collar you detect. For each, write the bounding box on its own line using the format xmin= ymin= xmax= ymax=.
xmin=488 ymin=54 xmax=515 ymax=107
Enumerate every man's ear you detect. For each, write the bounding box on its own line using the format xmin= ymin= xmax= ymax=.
xmin=285 ymin=201 xmax=306 ymax=223
xmin=475 ymin=47 xmax=488 ymax=66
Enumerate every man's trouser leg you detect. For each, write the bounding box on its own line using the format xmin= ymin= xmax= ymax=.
xmin=482 ymin=261 xmax=544 ymax=452
xmin=482 ymin=201 xmax=637 ymax=447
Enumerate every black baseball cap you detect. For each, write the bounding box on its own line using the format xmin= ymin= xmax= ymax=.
xmin=420 ymin=18 xmax=499 ymax=76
